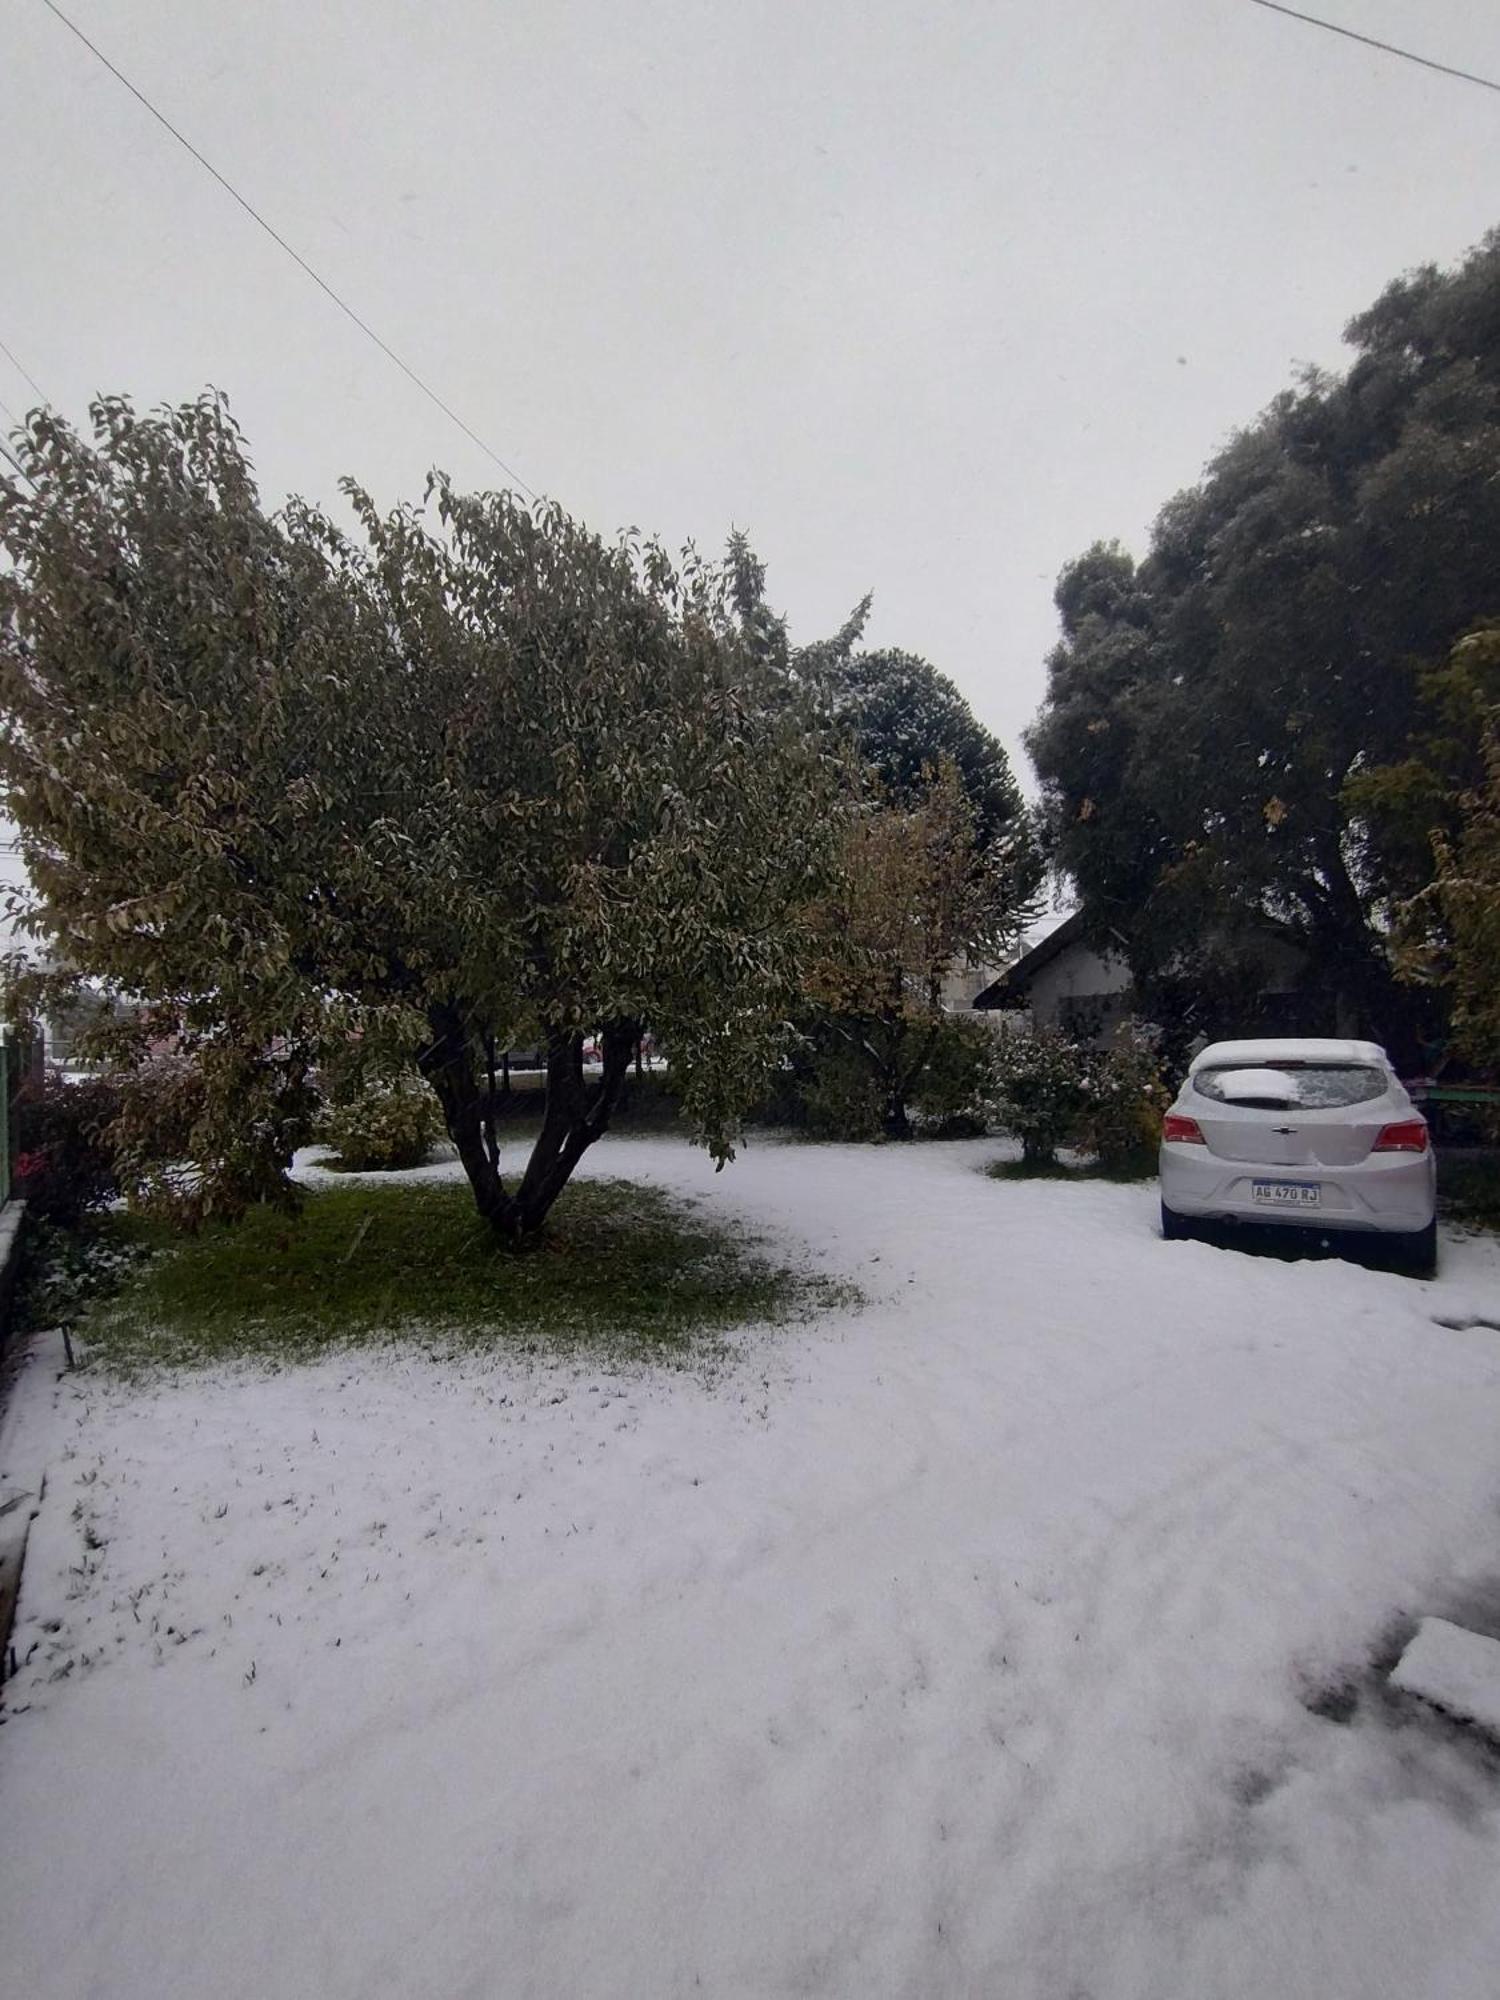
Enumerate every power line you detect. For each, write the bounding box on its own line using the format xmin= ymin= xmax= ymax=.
xmin=0 ymin=336 xmax=51 ymax=409
xmin=0 ymin=424 xmax=35 ymax=487
xmin=1247 ymin=0 xmax=1500 ymax=95
xmin=37 ymin=0 xmax=539 ymax=499
xmin=0 ymin=338 xmax=46 ymax=487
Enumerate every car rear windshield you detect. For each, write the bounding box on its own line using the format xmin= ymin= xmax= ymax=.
xmin=1193 ymin=1063 xmax=1388 ymax=1109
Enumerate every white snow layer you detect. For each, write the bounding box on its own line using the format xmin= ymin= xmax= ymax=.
xmin=1391 ymin=1617 xmax=1500 ymax=1736
xmin=3 ymin=1137 xmax=1500 ymax=2000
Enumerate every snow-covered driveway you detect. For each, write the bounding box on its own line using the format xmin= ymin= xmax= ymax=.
xmin=4 ymin=1137 xmax=1500 ymax=2000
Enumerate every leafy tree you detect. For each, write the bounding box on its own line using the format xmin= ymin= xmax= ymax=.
xmin=805 ymin=760 xmax=1035 ymax=1137
xmin=1400 ymin=692 xmax=1500 ymax=1070
xmin=785 ymin=642 xmax=1041 ymax=1139
xmin=1028 ymin=229 xmax=1500 ymax=1060
xmin=1345 ymin=622 xmax=1500 ymax=910
xmin=0 ymin=395 xmax=838 ymax=1241
xmin=1432 ymin=726 xmax=1500 ymax=1066
xmin=698 ymin=594 xmax=1040 ymax=1140
xmin=727 ymin=529 xmax=871 ymax=687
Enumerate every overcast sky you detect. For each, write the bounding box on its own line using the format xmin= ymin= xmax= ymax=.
xmin=5 ymin=0 xmax=1500 ymax=796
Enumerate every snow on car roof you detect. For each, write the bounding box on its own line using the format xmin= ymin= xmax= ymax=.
xmin=1188 ymin=1037 xmax=1390 ymax=1073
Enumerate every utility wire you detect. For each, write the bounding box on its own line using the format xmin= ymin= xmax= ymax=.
xmin=37 ymin=0 xmax=539 ymax=498
xmin=0 ymin=406 xmax=36 ymax=486
xmin=0 ymin=336 xmax=51 ymax=409
xmin=0 ymin=338 xmax=48 ymax=486
xmin=1247 ymin=0 xmax=1500 ymax=95
xmin=0 ymin=353 xmax=47 ymax=486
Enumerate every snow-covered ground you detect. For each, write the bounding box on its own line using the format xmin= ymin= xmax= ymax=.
xmin=4 ymin=1136 xmax=1500 ymax=2000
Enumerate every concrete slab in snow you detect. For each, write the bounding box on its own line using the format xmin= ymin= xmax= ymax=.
xmin=1389 ymin=1617 xmax=1500 ymax=1735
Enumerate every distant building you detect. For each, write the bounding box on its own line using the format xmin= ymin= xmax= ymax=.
xmin=938 ymin=958 xmax=1010 ymax=1013
xmin=971 ymin=912 xmax=1129 ymax=1043
xmin=973 ymin=910 xmax=1311 ymax=1047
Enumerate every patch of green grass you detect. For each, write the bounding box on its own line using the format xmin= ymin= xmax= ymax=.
xmin=68 ymin=1177 xmax=854 ymax=1375
xmin=1439 ymin=1152 xmax=1500 ymax=1233
xmin=1085 ymin=1153 xmax=1160 ymax=1184
xmin=987 ymin=1157 xmax=1075 ymax=1182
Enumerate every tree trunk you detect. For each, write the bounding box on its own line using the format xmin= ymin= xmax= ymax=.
xmin=880 ymin=1015 xmax=942 ymax=1141
xmin=882 ymin=1083 xmax=912 ymax=1140
xmin=418 ymin=1004 xmax=639 ymax=1247
xmin=509 ymin=1019 xmax=636 ymax=1237
xmin=880 ymin=1024 xmax=913 ymax=1140
xmin=417 ymin=1001 xmax=509 ymax=1228
xmin=1295 ymin=828 xmax=1430 ymax=1058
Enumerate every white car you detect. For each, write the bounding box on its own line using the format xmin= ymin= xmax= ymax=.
xmin=1158 ymin=1037 xmax=1437 ymax=1274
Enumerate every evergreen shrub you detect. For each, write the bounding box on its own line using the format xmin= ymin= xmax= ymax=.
xmin=324 ymin=1076 xmax=442 ymax=1173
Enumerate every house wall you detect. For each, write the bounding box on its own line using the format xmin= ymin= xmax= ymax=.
xmin=986 ymin=923 xmax=1318 ymax=1048
xmin=1026 ymin=942 xmax=1131 ymax=1044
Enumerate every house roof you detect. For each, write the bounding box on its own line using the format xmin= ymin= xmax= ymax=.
xmin=972 ymin=909 xmax=1087 ymax=1010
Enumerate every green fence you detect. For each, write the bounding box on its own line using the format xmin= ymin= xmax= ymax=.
xmin=0 ymin=1027 xmax=12 ymax=1208
xmin=0 ymin=1027 xmax=32 ymax=1208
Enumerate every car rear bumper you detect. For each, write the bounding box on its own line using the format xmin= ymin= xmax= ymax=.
xmin=1159 ymin=1145 xmax=1436 ymax=1234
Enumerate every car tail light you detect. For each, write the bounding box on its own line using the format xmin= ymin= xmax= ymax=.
xmin=1162 ymin=1113 xmax=1206 ymax=1144
xmin=1372 ymin=1119 xmax=1429 ymax=1154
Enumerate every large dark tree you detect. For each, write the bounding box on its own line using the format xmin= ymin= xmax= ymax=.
xmin=0 ymin=395 xmax=841 ymax=1241
xmin=835 ymin=647 xmax=1032 ymax=855
xmin=1027 ymin=229 xmax=1500 ymax=1058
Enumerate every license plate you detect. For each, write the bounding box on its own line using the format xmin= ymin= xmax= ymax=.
xmin=1252 ymin=1179 xmax=1321 ymax=1208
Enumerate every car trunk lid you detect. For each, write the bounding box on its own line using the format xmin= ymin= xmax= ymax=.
xmin=1188 ymin=1063 xmax=1392 ymax=1168
xmin=1193 ymin=1110 xmax=1383 ymax=1168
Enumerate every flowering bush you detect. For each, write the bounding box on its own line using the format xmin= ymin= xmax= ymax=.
xmin=12 ymin=1073 xmax=122 ymax=1224
xmin=323 ymin=1075 xmax=442 ymax=1173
